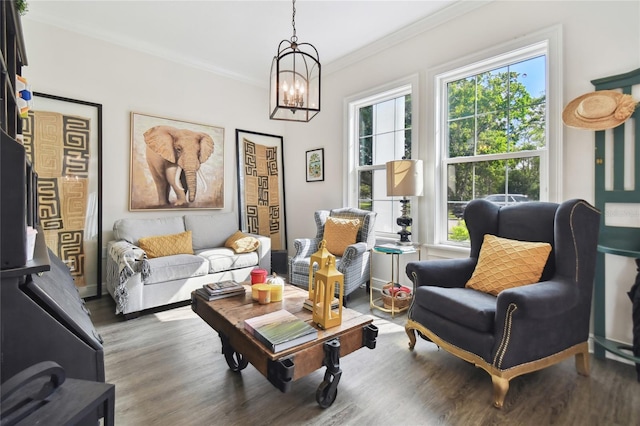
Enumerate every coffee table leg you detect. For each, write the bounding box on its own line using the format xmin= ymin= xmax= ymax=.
xmin=316 ymin=338 xmax=342 ymax=408
xmin=363 ymin=323 xmax=379 ymax=349
xmin=267 ymin=358 xmax=295 ymax=392
xmin=219 ymin=332 xmax=248 ymax=372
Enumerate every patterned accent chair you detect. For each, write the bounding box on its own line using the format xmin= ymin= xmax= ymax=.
xmin=289 ymin=207 xmax=377 ymax=300
xmin=405 ymin=199 xmax=600 ymax=408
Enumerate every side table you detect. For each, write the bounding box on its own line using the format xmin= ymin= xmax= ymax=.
xmin=0 ymin=361 xmax=115 ymax=425
xmin=370 ymin=244 xmax=421 ymax=317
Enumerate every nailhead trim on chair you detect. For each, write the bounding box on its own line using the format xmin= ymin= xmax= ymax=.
xmin=408 ymin=271 xmax=419 ymax=316
xmin=569 ymin=200 xmax=600 ymax=283
xmin=493 ymin=303 xmax=518 ymax=368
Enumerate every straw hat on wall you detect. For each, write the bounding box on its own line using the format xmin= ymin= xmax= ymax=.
xmin=562 ymin=90 xmax=637 ymax=131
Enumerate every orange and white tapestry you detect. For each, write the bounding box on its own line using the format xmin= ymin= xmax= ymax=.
xmin=241 ymin=137 xmax=284 ymax=250
xmin=22 ymin=110 xmax=90 ymax=286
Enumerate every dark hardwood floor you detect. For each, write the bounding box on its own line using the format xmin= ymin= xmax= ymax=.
xmin=86 ymin=287 xmax=640 ymax=425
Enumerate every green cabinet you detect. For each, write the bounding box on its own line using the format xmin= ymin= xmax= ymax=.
xmin=592 ymin=68 xmax=640 ymax=370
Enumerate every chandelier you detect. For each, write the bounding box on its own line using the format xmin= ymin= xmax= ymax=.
xmin=269 ymin=0 xmax=321 ymax=122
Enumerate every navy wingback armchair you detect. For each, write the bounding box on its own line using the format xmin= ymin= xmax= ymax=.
xmin=405 ymin=199 xmax=600 ymax=408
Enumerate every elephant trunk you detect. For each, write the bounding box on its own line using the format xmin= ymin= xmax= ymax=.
xmin=185 ymin=169 xmax=198 ymax=202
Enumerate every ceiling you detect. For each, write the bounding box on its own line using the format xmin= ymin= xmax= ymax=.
xmin=24 ymin=0 xmax=471 ymax=87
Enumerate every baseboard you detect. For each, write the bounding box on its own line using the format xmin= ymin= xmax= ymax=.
xmin=79 ymin=282 xmax=108 ymax=299
xmin=588 ymin=333 xmax=635 ymax=366
xmin=369 ymin=277 xmax=387 ymax=291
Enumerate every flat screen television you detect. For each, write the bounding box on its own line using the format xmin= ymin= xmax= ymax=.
xmin=1 ymin=129 xmax=28 ymax=269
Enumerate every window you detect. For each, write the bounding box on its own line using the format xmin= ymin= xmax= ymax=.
xmin=346 ymin=77 xmax=418 ymax=239
xmin=435 ymin=34 xmax=561 ymax=247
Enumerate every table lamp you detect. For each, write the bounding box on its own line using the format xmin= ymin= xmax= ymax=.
xmin=386 ymin=159 xmax=424 ymax=245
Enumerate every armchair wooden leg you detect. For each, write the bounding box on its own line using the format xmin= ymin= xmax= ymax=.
xmin=491 ymin=375 xmax=509 ymax=409
xmin=575 ymin=346 xmax=590 ymax=376
xmin=405 ymin=322 xmax=417 ymax=350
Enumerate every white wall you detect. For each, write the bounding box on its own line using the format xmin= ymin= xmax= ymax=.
xmin=21 ymin=19 xmax=285 ymax=288
xmin=21 ymin=1 xmax=640 ymax=352
xmin=286 ymin=1 xmax=640 ymax=351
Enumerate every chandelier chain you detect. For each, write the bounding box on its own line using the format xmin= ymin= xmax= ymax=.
xmin=291 ymin=0 xmax=297 ymax=43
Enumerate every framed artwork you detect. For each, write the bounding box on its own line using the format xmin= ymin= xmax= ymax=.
xmin=235 ymin=129 xmax=287 ymax=251
xmin=21 ymin=93 xmax=103 ymax=298
xmin=129 ymin=112 xmax=225 ymax=210
xmin=306 ymin=148 xmax=324 ymax=182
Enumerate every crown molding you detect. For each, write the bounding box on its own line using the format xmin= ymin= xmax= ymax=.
xmin=24 ymin=12 xmax=265 ymax=88
xmin=25 ymin=0 xmax=493 ymax=88
xmin=324 ymin=0 xmax=494 ymax=77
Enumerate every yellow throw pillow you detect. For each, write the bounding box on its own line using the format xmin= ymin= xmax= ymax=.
xmin=138 ymin=231 xmax=193 ymax=259
xmin=225 ymin=230 xmax=260 ymax=253
xmin=324 ymin=217 xmax=360 ymax=256
xmin=465 ymin=234 xmax=552 ymax=296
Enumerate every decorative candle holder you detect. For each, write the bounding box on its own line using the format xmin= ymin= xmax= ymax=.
xmin=308 ymin=239 xmax=330 ymax=301
xmin=312 ymin=254 xmax=343 ymax=329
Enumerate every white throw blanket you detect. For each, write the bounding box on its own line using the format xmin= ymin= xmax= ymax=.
xmin=107 ymin=241 xmax=151 ymax=314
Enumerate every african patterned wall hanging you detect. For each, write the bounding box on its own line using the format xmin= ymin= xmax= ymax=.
xmin=235 ymin=129 xmax=287 ymax=250
xmin=130 ymin=112 xmax=225 ymax=211
xmin=21 ymin=93 xmax=103 ymax=298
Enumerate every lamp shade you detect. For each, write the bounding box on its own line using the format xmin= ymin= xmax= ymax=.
xmin=386 ymin=159 xmax=424 ymax=197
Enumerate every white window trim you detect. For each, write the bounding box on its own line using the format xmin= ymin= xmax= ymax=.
xmin=343 ymin=74 xmax=420 ymax=241
xmin=428 ymin=25 xmax=563 ymax=255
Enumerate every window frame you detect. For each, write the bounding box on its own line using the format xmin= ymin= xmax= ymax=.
xmin=344 ymin=74 xmax=420 ymax=241
xmin=431 ymin=26 xmax=563 ymax=252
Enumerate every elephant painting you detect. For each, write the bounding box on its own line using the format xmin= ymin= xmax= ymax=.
xmin=144 ymin=125 xmax=215 ymax=207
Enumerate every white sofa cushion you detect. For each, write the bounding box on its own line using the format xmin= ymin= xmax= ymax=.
xmin=113 ymin=216 xmax=186 ymax=245
xmin=195 ymin=248 xmax=260 ymax=273
xmin=184 ymin=213 xmax=238 ymax=250
xmin=144 ymin=254 xmax=209 ymax=285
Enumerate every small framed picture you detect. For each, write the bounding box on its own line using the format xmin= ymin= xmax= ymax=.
xmin=306 ymin=148 xmax=324 ymax=182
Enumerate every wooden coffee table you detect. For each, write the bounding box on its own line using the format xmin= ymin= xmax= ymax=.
xmin=191 ymin=283 xmax=378 ymax=408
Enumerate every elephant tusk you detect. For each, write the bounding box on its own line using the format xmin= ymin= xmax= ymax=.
xmin=175 ymin=166 xmax=184 ymax=191
xmin=197 ymin=169 xmax=208 ymax=193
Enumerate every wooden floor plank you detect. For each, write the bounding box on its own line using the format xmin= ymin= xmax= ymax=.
xmin=87 ymin=288 xmax=640 ymax=425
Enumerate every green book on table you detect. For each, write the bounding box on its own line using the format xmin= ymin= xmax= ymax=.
xmin=374 ymin=243 xmax=416 ymax=254
xmin=244 ymin=309 xmax=318 ymax=352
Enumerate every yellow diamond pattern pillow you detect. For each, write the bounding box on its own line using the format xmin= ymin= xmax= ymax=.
xmin=324 ymin=216 xmax=361 ymax=256
xmin=225 ymin=230 xmax=260 ymax=253
xmin=138 ymin=231 xmax=194 ymax=259
xmin=465 ymin=234 xmax=552 ymax=296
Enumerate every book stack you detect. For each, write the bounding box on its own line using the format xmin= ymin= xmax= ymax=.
xmin=244 ymin=309 xmax=318 ymax=352
xmin=302 ymin=297 xmax=340 ymax=311
xmin=195 ymin=280 xmax=245 ymax=301
xmin=374 ymin=243 xmax=417 ymax=254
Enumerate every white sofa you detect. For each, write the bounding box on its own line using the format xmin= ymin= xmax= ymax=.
xmin=106 ymin=213 xmax=271 ymax=318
